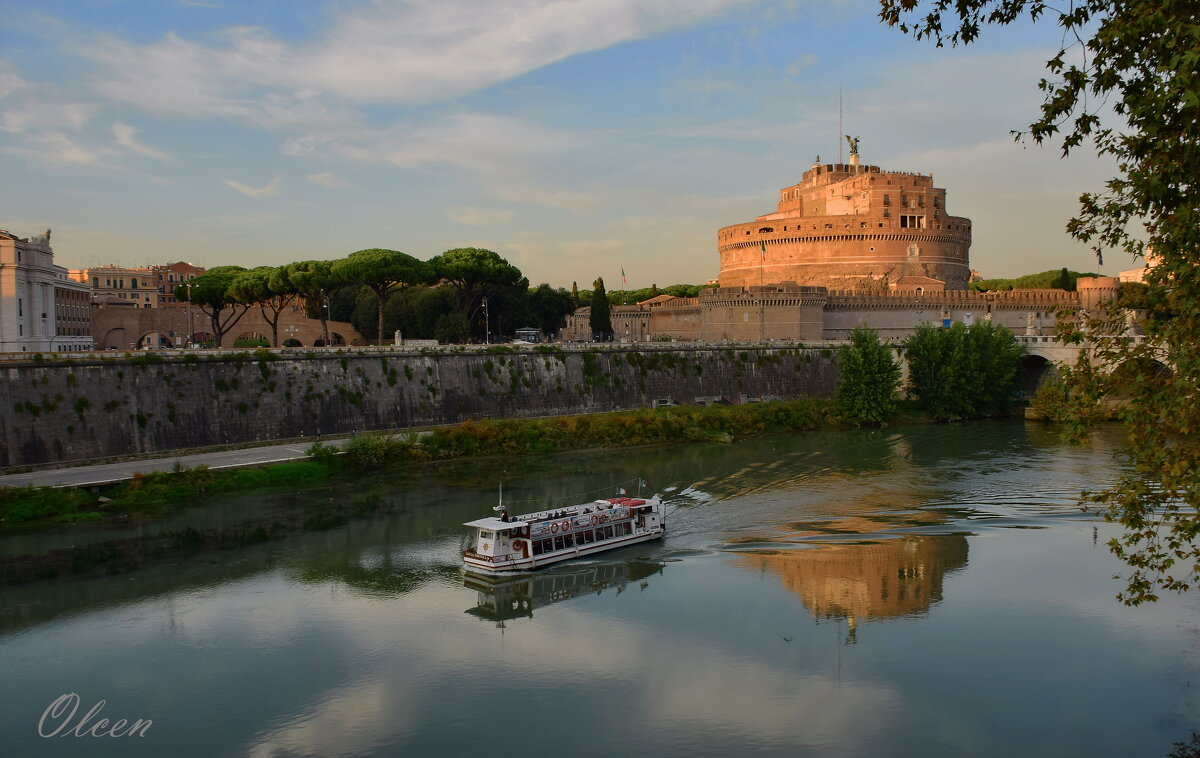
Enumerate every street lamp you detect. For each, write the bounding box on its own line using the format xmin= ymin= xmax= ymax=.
xmin=482 ymin=296 xmax=490 ymax=345
xmin=185 ymin=282 xmax=195 ymax=349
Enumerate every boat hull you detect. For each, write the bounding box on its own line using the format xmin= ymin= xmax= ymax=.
xmin=463 ymin=528 xmax=665 ymax=576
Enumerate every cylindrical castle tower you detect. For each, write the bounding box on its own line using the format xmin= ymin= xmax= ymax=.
xmin=718 ymin=160 xmax=972 ymax=291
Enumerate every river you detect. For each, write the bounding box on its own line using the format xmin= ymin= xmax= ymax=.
xmin=1 ymin=420 xmax=1196 ymax=757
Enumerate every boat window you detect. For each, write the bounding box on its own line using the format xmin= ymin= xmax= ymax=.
xmin=564 ymin=534 xmax=574 ymax=548
xmin=532 ymin=541 xmax=543 ymax=555
xmin=583 ymin=530 xmax=595 ymax=544
xmin=554 ymin=536 xmax=565 ymax=551
xmin=622 ymin=522 xmax=633 ymax=536
xmin=594 ymin=529 xmax=605 ymax=542
xmin=480 ymin=531 xmax=494 ymax=540
xmin=604 ymin=526 xmax=614 ymax=539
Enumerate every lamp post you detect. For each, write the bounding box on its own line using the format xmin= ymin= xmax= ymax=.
xmin=483 ymin=296 xmax=490 ymax=345
xmin=185 ymin=282 xmax=194 ymax=349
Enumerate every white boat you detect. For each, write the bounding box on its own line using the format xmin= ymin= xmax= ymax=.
xmin=462 ymin=495 xmax=666 ymax=575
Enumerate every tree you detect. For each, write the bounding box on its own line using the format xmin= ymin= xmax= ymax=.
xmin=837 ymin=326 xmax=901 ymax=424
xmin=332 ymin=249 xmax=432 ymax=346
xmin=430 ymin=248 xmax=526 ymax=339
xmin=589 ymin=277 xmax=614 ymax=340
xmin=879 ymin=0 xmax=1200 ymax=603
xmin=288 ymin=260 xmax=338 ymax=346
xmin=174 ymin=265 xmax=251 ymax=348
xmin=228 ymin=265 xmax=297 ymax=347
xmin=527 ymin=283 xmax=577 ymax=336
xmin=904 ymin=321 xmax=1023 ymax=420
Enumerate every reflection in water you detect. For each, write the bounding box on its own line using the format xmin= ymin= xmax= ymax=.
xmin=732 ymin=535 xmax=969 ymax=639
xmin=464 ymin=559 xmax=665 ymax=622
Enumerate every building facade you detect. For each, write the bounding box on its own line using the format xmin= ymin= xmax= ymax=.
xmin=69 ymin=261 xmax=205 ymax=308
xmin=0 ymin=229 xmax=93 ymax=352
xmin=717 ymin=156 xmax=972 ymax=292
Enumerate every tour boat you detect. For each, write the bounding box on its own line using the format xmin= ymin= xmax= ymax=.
xmin=462 ymin=495 xmax=666 ymax=575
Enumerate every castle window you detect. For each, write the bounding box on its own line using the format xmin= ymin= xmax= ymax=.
xmin=882 ymin=194 xmax=890 ymax=206
xmin=758 ymin=227 xmax=773 ymax=233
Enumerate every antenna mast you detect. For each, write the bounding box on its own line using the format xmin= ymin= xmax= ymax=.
xmin=838 ymin=83 xmax=843 ymax=165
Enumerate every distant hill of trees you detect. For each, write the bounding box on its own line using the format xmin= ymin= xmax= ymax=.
xmin=970 ymin=268 xmax=1098 ymax=292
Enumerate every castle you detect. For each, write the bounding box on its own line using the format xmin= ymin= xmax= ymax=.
xmin=565 ymin=150 xmax=1121 ymax=343
xmin=718 ymin=155 xmax=972 ymax=292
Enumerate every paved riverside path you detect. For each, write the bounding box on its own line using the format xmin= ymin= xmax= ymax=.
xmin=0 ymin=438 xmax=354 ymax=489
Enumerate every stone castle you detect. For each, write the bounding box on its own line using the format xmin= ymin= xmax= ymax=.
xmin=719 ymin=156 xmax=972 ymax=292
xmin=565 ymin=150 xmax=1125 ymax=343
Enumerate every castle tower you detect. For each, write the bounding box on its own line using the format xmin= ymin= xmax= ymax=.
xmin=716 ymin=158 xmax=972 ymax=291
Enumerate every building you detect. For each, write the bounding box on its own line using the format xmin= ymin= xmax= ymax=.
xmin=0 ymin=229 xmax=93 ymax=352
xmin=717 ymin=153 xmax=972 ymax=292
xmin=68 ymin=261 xmax=205 ymax=308
xmin=154 ymin=262 xmax=205 ymax=306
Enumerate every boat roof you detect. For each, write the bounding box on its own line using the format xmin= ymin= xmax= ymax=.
xmin=463 ymin=517 xmax=524 ymax=530
xmin=463 ymin=496 xmax=655 ymax=529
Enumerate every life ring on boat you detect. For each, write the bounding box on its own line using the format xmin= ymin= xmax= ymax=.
xmin=550 ymin=523 xmax=559 ymax=534
xmin=561 ymin=520 xmax=570 ymax=532
xmin=590 ymin=515 xmax=600 ymax=525
xmin=512 ymin=539 xmax=524 ymax=552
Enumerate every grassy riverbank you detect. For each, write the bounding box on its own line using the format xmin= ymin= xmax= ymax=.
xmin=0 ymin=397 xmax=851 ymax=530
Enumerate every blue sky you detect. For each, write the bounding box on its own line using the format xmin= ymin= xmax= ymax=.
xmin=1 ymin=0 xmax=1127 ymax=288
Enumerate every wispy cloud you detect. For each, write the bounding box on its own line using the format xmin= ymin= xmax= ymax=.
xmin=224 ymin=176 xmax=280 ymax=198
xmin=306 ymin=171 xmax=350 ymax=190
xmin=447 ymin=207 xmax=514 ymax=226
xmin=112 ymin=122 xmax=173 ymax=160
xmin=80 ymin=0 xmax=757 ymax=120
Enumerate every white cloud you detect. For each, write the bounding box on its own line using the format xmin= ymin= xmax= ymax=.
xmin=1 ymin=100 xmax=99 ymax=134
xmin=224 ymin=176 xmax=280 ymax=198
xmin=81 ymin=0 xmax=758 ymax=120
xmin=0 ymin=66 xmax=28 ymax=99
xmin=112 ymin=122 xmax=173 ymax=160
xmin=447 ymin=207 xmax=514 ymax=226
xmin=306 ymin=171 xmax=351 ymax=190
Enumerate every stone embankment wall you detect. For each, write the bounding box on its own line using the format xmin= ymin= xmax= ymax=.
xmin=0 ymin=345 xmax=839 ymax=467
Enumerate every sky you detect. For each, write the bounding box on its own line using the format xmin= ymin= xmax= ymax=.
xmin=0 ymin=0 xmax=1132 ymax=289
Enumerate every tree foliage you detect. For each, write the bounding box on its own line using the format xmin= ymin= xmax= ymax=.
xmin=904 ymin=321 xmax=1023 ymax=420
xmin=880 ymin=0 xmax=1200 ymax=603
xmin=589 ymin=277 xmax=614 ymax=340
xmin=837 ymin=326 xmax=901 ymax=423
xmin=288 ymin=260 xmax=338 ymax=345
xmin=174 ymin=265 xmax=250 ymax=348
xmin=332 ymin=249 xmax=432 ymax=345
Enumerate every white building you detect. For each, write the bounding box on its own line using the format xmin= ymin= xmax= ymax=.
xmin=0 ymin=229 xmax=93 ymax=352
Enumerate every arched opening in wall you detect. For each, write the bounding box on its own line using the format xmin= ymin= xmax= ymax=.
xmin=192 ymin=331 xmax=215 ymax=348
xmin=101 ymin=327 xmax=127 ymax=350
xmin=1108 ymin=357 xmax=1172 ymax=399
xmin=759 ymin=227 xmax=774 ymax=233
xmin=234 ymin=330 xmax=269 ymax=348
xmin=282 ymin=338 xmax=303 ymax=347
xmin=1017 ymin=355 xmax=1054 ymax=398
xmin=136 ymin=331 xmax=174 ymax=349
xmin=328 ymin=333 xmax=346 ymax=346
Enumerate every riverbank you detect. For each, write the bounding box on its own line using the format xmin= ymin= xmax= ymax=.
xmin=0 ymin=397 xmax=855 ymax=533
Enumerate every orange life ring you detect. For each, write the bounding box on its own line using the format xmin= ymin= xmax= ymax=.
xmin=590 ymin=515 xmax=600 ymax=525
xmin=512 ymin=539 xmax=524 ymax=551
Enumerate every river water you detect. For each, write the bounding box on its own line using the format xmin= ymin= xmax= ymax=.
xmin=1 ymin=421 xmax=1197 ymax=757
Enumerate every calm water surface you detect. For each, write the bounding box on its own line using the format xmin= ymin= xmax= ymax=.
xmin=1 ymin=421 xmax=1197 ymax=757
